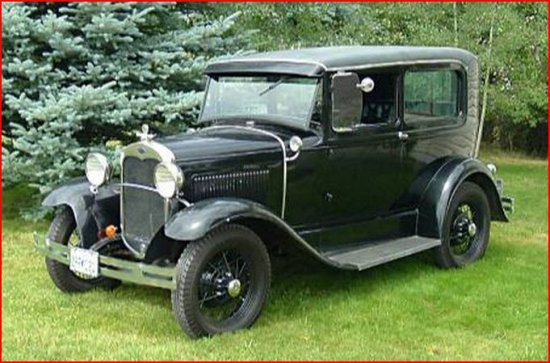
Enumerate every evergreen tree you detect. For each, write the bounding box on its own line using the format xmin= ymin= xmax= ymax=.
xmin=2 ymin=2 xmax=250 ymax=216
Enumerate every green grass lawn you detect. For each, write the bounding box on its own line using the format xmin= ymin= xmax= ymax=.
xmin=2 ymin=149 xmax=547 ymax=360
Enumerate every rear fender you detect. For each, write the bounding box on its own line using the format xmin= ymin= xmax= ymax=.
xmin=417 ymin=157 xmax=508 ymax=239
xmin=42 ymin=178 xmax=120 ymax=248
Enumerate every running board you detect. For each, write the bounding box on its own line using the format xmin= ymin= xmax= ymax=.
xmin=321 ymin=236 xmax=441 ymax=271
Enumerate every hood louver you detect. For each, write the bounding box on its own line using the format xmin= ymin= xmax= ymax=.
xmin=186 ymin=170 xmax=270 ymax=204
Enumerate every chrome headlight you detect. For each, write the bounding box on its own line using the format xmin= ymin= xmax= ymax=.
xmin=85 ymin=153 xmax=111 ymax=187
xmin=154 ymin=162 xmax=184 ymax=199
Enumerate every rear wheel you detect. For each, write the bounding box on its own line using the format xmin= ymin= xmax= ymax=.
xmin=435 ymin=182 xmax=491 ymax=268
xmin=172 ymin=224 xmax=271 ymax=339
xmin=45 ymin=207 xmax=120 ymax=293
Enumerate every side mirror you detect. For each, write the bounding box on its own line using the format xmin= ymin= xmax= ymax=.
xmin=331 ymin=72 xmax=363 ymax=132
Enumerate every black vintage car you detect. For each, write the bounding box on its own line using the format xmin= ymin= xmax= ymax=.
xmin=35 ymin=46 xmax=514 ymax=338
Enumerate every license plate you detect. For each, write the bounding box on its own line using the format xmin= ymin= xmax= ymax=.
xmin=70 ymin=248 xmax=99 ymax=278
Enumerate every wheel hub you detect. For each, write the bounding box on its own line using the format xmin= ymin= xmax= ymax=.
xmin=467 ymin=222 xmax=477 ymax=237
xmin=449 ymin=203 xmax=480 ymax=255
xmin=453 ymin=215 xmax=472 ymax=243
xmin=227 ymin=279 xmax=242 ymax=298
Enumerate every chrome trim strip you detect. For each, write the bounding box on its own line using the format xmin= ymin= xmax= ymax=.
xmin=118 ymin=183 xmax=193 ymax=208
xmin=33 ymin=233 xmax=176 ymax=290
xmin=119 ymin=182 xmax=158 ymax=193
xmin=120 ymin=140 xmax=176 ymax=258
xmin=286 ymin=150 xmax=301 ymax=162
xmin=177 ymin=197 xmax=193 ymax=208
xmin=200 ymin=125 xmax=289 ymax=219
xmin=164 ymin=199 xmax=170 ymax=223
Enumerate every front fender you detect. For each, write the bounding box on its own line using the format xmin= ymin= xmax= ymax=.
xmin=164 ymin=198 xmax=278 ymax=241
xmin=42 ymin=178 xmax=120 ymax=247
xmin=417 ymin=157 xmax=508 ymax=239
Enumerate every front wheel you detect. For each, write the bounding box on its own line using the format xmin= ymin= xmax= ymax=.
xmin=435 ymin=182 xmax=491 ymax=268
xmin=45 ymin=207 xmax=121 ymax=293
xmin=171 ymin=224 xmax=271 ymax=339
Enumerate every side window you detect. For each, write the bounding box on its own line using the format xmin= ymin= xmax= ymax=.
xmin=404 ymin=70 xmax=462 ymax=127
xmin=358 ymin=73 xmax=398 ymax=125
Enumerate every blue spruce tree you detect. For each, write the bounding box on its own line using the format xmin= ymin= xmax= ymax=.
xmin=2 ymin=2 xmax=251 ymax=217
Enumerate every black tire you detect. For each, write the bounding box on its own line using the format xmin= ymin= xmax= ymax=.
xmin=45 ymin=207 xmax=121 ymax=293
xmin=172 ymin=224 xmax=271 ymax=339
xmin=435 ymin=182 xmax=491 ymax=268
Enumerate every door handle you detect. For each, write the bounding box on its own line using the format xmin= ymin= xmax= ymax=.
xmin=397 ymin=131 xmax=409 ymax=141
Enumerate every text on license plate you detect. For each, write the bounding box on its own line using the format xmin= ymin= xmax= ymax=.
xmin=70 ymin=248 xmax=99 ymax=278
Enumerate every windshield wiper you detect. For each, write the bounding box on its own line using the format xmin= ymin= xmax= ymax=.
xmin=258 ymin=77 xmax=287 ymax=96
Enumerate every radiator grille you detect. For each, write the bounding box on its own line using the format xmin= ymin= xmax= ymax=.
xmin=187 ymin=170 xmax=269 ymax=203
xmin=121 ymin=157 xmax=165 ymax=253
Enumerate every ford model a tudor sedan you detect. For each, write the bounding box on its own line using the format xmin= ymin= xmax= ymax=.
xmin=35 ymin=46 xmax=514 ymax=338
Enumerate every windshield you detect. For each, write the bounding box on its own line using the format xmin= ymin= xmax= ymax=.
xmin=199 ymin=76 xmax=320 ymax=129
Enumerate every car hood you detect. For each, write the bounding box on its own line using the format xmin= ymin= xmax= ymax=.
xmin=157 ymin=126 xmax=313 ymax=164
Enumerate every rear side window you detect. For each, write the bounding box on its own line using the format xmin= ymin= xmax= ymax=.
xmin=358 ymin=72 xmax=398 ymax=125
xmin=404 ymin=70 xmax=462 ymax=127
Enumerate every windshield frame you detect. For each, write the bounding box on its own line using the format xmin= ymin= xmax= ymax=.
xmin=198 ymin=74 xmax=322 ymax=131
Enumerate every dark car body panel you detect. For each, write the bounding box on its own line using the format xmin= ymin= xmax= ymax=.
xmin=167 ymin=128 xmax=287 ymax=214
xmin=158 ymin=129 xmax=282 ymax=164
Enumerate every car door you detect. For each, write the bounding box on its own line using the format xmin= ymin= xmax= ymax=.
xmin=399 ymin=64 xmax=472 ymax=205
xmin=318 ymin=69 xmax=414 ymax=247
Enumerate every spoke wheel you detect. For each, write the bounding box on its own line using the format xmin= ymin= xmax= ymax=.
xmin=172 ymin=224 xmax=271 ymax=339
xmin=435 ymin=182 xmax=491 ymax=268
xmin=198 ymin=249 xmax=251 ymax=322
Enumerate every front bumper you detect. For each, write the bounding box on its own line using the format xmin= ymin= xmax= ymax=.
xmin=33 ymin=233 xmax=176 ymax=290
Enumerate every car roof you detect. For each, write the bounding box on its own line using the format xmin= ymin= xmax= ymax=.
xmin=205 ymin=46 xmax=477 ymax=77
